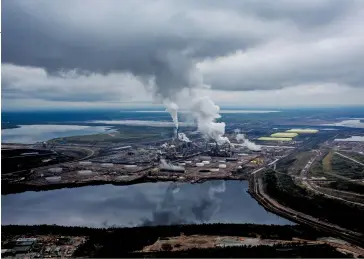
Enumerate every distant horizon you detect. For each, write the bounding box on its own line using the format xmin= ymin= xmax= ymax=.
xmin=2 ymin=105 xmax=364 ymax=113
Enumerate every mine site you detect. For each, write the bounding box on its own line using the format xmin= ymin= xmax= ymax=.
xmin=3 ymin=0 xmax=364 ymax=258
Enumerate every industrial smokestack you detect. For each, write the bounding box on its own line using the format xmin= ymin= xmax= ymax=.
xmin=139 ymin=51 xmax=229 ymax=146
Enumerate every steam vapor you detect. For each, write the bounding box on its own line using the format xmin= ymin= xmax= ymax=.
xmin=236 ymin=132 xmax=261 ymax=151
xmin=164 ymin=99 xmax=179 ymax=129
xmin=178 ymin=132 xmax=191 ymax=142
xmin=149 ymin=51 xmax=229 ymax=144
xmin=191 ymin=96 xmax=229 ymax=145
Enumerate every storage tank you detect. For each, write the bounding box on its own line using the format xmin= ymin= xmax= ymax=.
xmin=77 ymin=170 xmax=94 ymax=176
xmin=202 ymin=161 xmax=210 ymax=165
xmin=48 ymin=167 xmax=62 ymax=173
xmin=196 ymin=163 xmax=205 ymax=167
xmin=79 ymin=161 xmax=92 ymax=165
xmin=101 ymin=163 xmax=113 ymax=168
xmin=218 ymin=164 xmax=227 ymax=168
xmin=45 ymin=176 xmax=61 ymax=183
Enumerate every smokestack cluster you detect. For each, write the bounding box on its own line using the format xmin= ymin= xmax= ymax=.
xmin=235 ymin=130 xmax=261 ymax=151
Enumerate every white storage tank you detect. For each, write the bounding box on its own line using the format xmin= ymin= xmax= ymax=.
xmin=218 ymin=164 xmax=227 ymax=168
xmin=101 ymin=163 xmax=113 ymax=168
xmin=202 ymin=161 xmax=210 ymax=165
xmin=45 ymin=176 xmax=61 ymax=183
xmin=79 ymin=161 xmax=92 ymax=165
xmin=48 ymin=167 xmax=62 ymax=173
xmin=77 ymin=170 xmax=94 ymax=176
xmin=196 ymin=163 xmax=205 ymax=167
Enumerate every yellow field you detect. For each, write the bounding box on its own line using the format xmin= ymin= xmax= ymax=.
xmin=286 ymin=129 xmax=318 ymax=134
xmin=271 ymin=132 xmax=298 ymax=138
xmin=257 ymin=137 xmax=293 ymax=141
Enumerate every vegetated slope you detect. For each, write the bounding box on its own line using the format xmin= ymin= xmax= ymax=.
xmin=263 ymin=169 xmax=364 ymax=233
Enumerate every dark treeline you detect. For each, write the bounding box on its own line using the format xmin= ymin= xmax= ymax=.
xmin=3 ymin=223 xmax=323 ymax=257
xmin=264 ymin=170 xmax=364 ymax=233
xmin=1 ymin=175 xmax=168 ymax=195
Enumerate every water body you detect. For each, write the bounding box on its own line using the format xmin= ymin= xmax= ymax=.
xmin=1 ymin=124 xmax=113 ymax=144
xmin=334 ymin=136 xmax=364 ymax=142
xmin=2 ymin=180 xmax=292 ymax=227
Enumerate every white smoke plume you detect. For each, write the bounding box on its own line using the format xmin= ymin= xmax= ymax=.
xmin=160 ymin=159 xmax=185 ymax=171
xmin=236 ymin=133 xmax=261 ymax=151
xmin=178 ymin=132 xmax=191 ymax=142
xmin=147 ymin=51 xmax=229 ymax=145
xmin=164 ymin=99 xmax=179 ymax=129
xmin=191 ymin=96 xmax=230 ymax=145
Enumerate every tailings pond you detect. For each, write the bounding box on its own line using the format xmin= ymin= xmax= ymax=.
xmin=2 ymin=180 xmax=292 ymax=227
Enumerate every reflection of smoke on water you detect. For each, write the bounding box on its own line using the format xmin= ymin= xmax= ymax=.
xmin=140 ymin=181 xmax=226 ymax=226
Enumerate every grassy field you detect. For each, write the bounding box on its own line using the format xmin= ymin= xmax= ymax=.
xmin=288 ymin=152 xmax=314 ymax=176
xmin=330 ymin=154 xmax=364 ymax=180
xmin=322 ymin=151 xmax=333 ymax=172
xmin=309 ymin=150 xmax=364 ymax=194
xmin=340 ymin=151 xmax=364 ymax=164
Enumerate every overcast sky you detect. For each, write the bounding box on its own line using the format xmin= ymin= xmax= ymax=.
xmin=2 ymin=0 xmax=364 ymax=110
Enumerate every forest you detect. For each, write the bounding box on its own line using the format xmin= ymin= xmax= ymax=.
xmin=2 ymin=223 xmax=326 ymax=257
xmin=263 ymin=170 xmax=364 ymax=233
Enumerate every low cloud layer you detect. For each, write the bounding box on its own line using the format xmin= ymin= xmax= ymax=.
xmin=2 ymin=0 xmax=364 ymax=108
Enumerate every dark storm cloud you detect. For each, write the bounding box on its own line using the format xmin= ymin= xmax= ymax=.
xmin=2 ymin=0 xmax=364 ymax=97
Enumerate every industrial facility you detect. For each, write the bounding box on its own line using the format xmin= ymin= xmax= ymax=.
xmin=8 ymin=128 xmax=294 ymax=189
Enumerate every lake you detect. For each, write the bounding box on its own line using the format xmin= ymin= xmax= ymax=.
xmin=1 ymin=180 xmax=292 ymax=227
xmin=1 ymin=124 xmax=113 ymax=144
